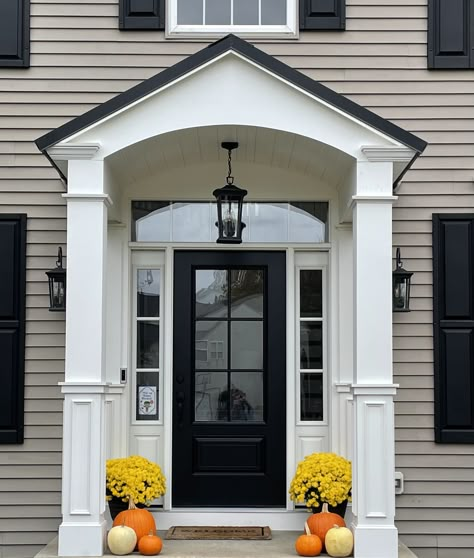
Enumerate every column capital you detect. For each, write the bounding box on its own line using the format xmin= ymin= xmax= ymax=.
xmin=48 ymin=143 xmax=101 ymax=161
xmin=360 ymin=145 xmax=415 ymax=163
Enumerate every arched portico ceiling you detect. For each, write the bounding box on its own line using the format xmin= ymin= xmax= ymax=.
xmin=36 ymin=34 xmax=426 ymax=187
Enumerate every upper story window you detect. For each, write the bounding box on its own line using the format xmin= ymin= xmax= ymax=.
xmin=167 ymin=0 xmax=297 ymax=37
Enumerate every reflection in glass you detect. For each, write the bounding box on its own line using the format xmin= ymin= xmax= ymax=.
xmin=137 ymin=269 xmax=160 ymax=317
xmin=231 ymin=269 xmax=264 ymax=318
xmin=248 ymin=203 xmax=288 ymax=242
xmin=231 ymin=321 xmax=263 ymax=369
xmin=300 ymin=373 xmax=323 ymax=421
xmin=172 ymin=203 xmax=211 ymax=242
xmin=137 ymin=321 xmax=159 ymax=368
xmin=194 ymin=372 xmax=228 ymax=422
xmin=205 ymin=0 xmax=231 ymax=24
xmin=289 ymin=202 xmax=328 ymax=243
xmin=300 ymin=270 xmax=322 ymax=318
xmin=234 ymin=0 xmax=259 ymax=24
xmin=196 ymin=270 xmax=228 ymax=318
xmin=230 ymin=372 xmax=263 ymax=421
xmin=261 ymin=0 xmax=286 ymax=24
xmin=136 ymin=371 xmax=159 ymax=421
xmin=178 ymin=0 xmax=202 ymax=24
xmin=195 ymin=321 xmax=228 ymax=369
xmin=133 ymin=201 xmax=171 ymax=242
xmin=300 ymin=322 xmax=323 ymax=369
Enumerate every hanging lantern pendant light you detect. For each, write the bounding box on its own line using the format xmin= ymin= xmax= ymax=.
xmin=213 ymin=142 xmax=248 ymax=244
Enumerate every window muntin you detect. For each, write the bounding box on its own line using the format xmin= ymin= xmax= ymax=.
xmin=167 ymin=0 xmax=297 ymax=37
xmin=132 ymin=201 xmax=328 ymax=243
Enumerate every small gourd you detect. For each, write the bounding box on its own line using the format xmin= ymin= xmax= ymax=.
xmin=306 ymin=503 xmax=346 ymax=547
xmin=324 ymin=524 xmax=354 ymax=557
xmin=295 ymin=521 xmax=322 ymax=557
xmin=107 ymin=524 xmax=137 ymax=555
xmin=138 ymin=530 xmax=163 ymax=556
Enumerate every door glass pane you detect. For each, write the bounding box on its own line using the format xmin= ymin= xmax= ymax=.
xmin=205 ymin=0 xmax=231 ymax=24
xmin=196 ymin=270 xmax=228 ymax=318
xmin=300 ymin=322 xmax=322 ymax=369
xmin=231 ymin=321 xmax=263 ymax=369
xmin=137 ymin=321 xmax=159 ymax=368
xmin=137 ymin=269 xmax=160 ymax=317
xmin=178 ymin=0 xmax=203 ymax=24
xmin=231 ymin=269 xmax=264 ymax=318
xmin=234 ymin=0 xmax=259 ymax=24
xmin=261 ymin=0 xmax=286 ymax=24
xmin=300 ymin=373 xmax=323 ymax=421
xmin=136 ymin=371 xmax=159 ymax=421
xmin=230 ymin=372 xmax=263 ymax=421
xmin=300 ymin=270 xmax=322 ymax=317
xmin=195 ymin=372 xmax=228 ymax=422
xmin=195 ymin=321 xmax=228 ymax=369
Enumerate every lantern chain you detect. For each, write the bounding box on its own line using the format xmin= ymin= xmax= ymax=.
xmin=226 ymin=148 xmax=234 ymax=185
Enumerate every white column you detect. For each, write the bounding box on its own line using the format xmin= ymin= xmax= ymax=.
xmin=58 ymin=157 xmax=111 ymax=557
xmin=351 ymin=159 xmax=398 ymax=558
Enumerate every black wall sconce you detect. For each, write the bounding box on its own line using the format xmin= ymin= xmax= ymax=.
xmin=393 ymin=247 xmax=413 ymax=312
xmin=46 ymin=247 xmax=66 ymax=311
xmin=213 ymin=142 xmax=247 ymax=244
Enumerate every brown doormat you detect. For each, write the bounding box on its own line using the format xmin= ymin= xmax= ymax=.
xmin=165 ymin=526 xmax=272 ymax=540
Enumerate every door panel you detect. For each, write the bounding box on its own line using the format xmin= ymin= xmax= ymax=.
xmin=172 ymin=251 xmax=286 ymax=507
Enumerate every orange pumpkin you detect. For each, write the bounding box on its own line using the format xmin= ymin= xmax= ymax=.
xmin=295 ymin=522 xmax=322 ymax=557
xmin=138 ymin=530 xmax=163 ymax=556
xmin=113 ymin=499 xmax=156 ymax=548
xmin=306 ymin=503 xmax=346 ymax=547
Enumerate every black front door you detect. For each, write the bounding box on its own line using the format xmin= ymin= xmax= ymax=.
xmin=172 ymin=251 xmax=286 ymax=507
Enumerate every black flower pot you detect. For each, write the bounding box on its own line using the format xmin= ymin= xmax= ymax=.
xmin=311 ymin=499 xmax=348 ymax=519
xmin=107 ymin=496 xmax=146 ymax=520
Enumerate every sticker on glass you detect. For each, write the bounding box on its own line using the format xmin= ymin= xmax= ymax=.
xmin=138 ymin=385 xmax=157 ymax=415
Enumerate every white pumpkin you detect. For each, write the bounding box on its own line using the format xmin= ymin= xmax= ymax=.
xmin=107 ymin=524 xmax=137 ymax=555
xmin=324 ymin=524 xmax=354 ymax=557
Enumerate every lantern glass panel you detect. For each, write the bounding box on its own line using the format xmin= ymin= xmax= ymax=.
xmin=49 ymin=277 xmax=65 ymax=309
xmin=393 ymin=277 xmax=409 ymax=311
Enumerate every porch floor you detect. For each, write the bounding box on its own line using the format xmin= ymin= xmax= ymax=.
xmin=37 ymin=533 xmax=418 ymax=558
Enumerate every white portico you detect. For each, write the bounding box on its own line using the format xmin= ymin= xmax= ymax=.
xmin=36 ymin=35 xmax=426 ymax=558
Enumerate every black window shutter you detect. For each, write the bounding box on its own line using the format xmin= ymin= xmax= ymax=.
xmin=428 ymin=0 xmax=473 ymax=69
xmin=119 ymin=0 xmax=164 ymax=30
xmin=300 ymin=0 xmax=345 ymax=30
xmin=433 ymin=215 xmax=474 ymax=443
xmin=0 ymin=0 xmax=30 ymax=67
xmin=0 ymin=215 xmax=26 ymax=444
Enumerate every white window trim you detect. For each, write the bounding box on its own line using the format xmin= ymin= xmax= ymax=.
xmin=166 ymin=0 xmax=298 ymax=39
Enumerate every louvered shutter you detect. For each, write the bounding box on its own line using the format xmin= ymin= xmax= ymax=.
xmin=119 ymin=0 xmax=164 ymax=30
xmin=428 ymin=0 xmax=474 ymax=69
xmin=300 ymin=0 xmax=345 ymax=30
xmin=433 ymin=215 xmax=474 ymax=443
xmin=0 ymin=0 xmax=30 ymax=67
xmin=0 ymin=215 xmax=27 ymax=444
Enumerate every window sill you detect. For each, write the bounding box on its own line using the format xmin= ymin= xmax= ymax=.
xmin=166 ymin=24 xmax=299 ymax=40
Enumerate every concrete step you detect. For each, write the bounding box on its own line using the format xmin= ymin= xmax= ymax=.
xmin=37 ymin=532 xmax=418 ymax=558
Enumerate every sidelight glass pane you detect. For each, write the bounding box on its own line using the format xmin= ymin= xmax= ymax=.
xmin=136 ymin=371 xmax=159 ymax=421
xmin=300 ymin=373 xmax=323 ymax=421
xmin=205 ymin=0 xmax=231 ymax=24
xmin=195 ymin=321 xmax=228 ymax=369
xmin=261 ymin=0 xmax=286 ymax=24
xmin=300 ymin=270 xmax=322 ymax=318
xmin=231 ymin=269 xmax=264 ymax=318
xmin=230 ymin=372 xmax=263 ymax=421
xmin=177 ymin=0 xmax=203 ymax=24
xmin=231 ymin=321 xmax=263 ymax=369
xmin=234 ymin=0 xmax=259 ymax=24
xmin=300 ymin=322 xmax=323 ymax=369
xmin=196 ymin=270 xmax=228 ymax=318
xmin=137 ymin=269 xmax=160 ymax=317
xmin=195 ymin=372 xmax=229 ymax=422
xmin=137 ymin=321 xmax=159 ymax=368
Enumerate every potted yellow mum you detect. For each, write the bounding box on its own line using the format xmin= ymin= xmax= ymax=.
xmin=289 ymin=452 xmax=351 ymax=517
xmin=106 ymin=455 xmax=166 ymax=519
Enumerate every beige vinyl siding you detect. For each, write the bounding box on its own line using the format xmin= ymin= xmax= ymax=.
xmin=0 ymin=0 xmax=473 ymax=556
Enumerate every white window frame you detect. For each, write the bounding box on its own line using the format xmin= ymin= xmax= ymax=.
xmin=166 ymin=0 xmax=298 ymax=38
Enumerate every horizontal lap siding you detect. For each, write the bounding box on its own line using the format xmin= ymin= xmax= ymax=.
xmin=0 ymin=0 xmax=472 ymax=556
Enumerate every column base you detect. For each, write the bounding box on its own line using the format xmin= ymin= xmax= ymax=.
xmin=58 ymin=519 xmax=107 ymax=557
xmin=353 ymin=524 xmax=398 ymax=558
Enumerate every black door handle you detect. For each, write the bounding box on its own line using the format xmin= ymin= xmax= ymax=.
xmin=176 ymin=391 xmax=185 ymax=427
